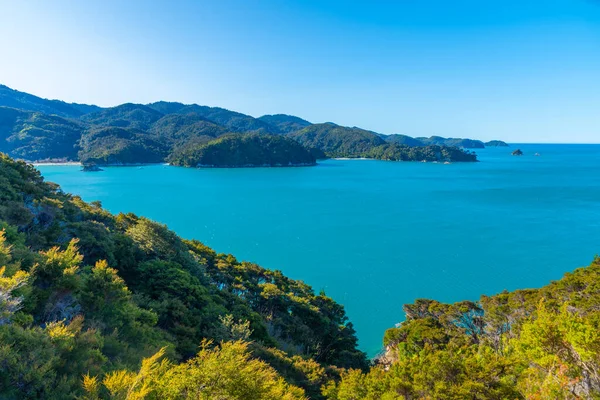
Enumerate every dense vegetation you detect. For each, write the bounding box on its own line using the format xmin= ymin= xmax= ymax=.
xmin=0 ymin=84 xmax=495 ymax=165
xmin=258 ymin=114 xmax=312 ymax=134
xmin=147 ymin=102 xmax=279 ymax=134
xmin=80 ymin=104 xmax=164 ymax=131
xmin=366 ymin=143 xmax=478 ymax=162
xmin=2 ymin=151 xmax=599 ymax=398
xmin=0 ymin=153 xmax=366 ymax=399
xmin=78 ymin=127 xmax=168 ymax=165
xmin=169 ymin=133 xmax=317 ymax=167
xmin=325 ymin=257 xmax=600 ymax=399
xmin=382 ymin=134 xmax=424 ymax=147
xmin=0 ymin=107 xmax=85 ymax=161
xmin=288 ymin=124 xmax=478 ymax=162
xmin=287 ymin=124 xmax=387 ymax=157
xmin=0 ymin=84 xmax=100 ymax=118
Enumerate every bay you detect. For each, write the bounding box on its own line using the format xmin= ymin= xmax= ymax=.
xmin=37 ymin=144 xmax=600 ymax=356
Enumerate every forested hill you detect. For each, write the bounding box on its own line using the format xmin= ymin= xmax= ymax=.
xmin=288 ymin=124 xmax=478 ymax=162
xmin=0 ymin=84 xmax=100 ymax=117
xmin=168 ymin=133 xmax=317 ymax=167
xmin=0 ymin=84 xmax=505 ymax=166
xmin=0 ymin=153 xmax=366 ymax=398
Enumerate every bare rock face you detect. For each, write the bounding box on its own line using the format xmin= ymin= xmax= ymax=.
xmin=512 ymin=149 xmax=523 ymax=156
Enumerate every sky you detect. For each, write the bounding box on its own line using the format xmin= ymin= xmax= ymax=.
xmin=0 ymin=0 xmax=599 ymax=142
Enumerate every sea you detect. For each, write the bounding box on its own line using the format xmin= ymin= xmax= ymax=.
xmin=36 ymin=144 xmax=600 ymax=357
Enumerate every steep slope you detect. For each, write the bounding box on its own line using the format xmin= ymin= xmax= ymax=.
xmin=0 ymin=153 xmax=366 ymax=398
xmin=169 ymin=133 xmax=316 ymax=167
xmin=80 ymin=103 xmax=164 ymax=131
xmin=148 ymin=113 xmax=228 ymax=145
xmin=259 ymin=114 xmax=312 ymax=134
xmin=0 ymin=107 xmax=85 ymax=161
xmin=78 ymin=127 xmax=168 ymax=164
xmin=0 ymin=84 xmax=100 ymax=117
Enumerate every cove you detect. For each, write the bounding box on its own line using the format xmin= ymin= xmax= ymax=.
xmin=37 ymin=144 xmax=600 ymax=356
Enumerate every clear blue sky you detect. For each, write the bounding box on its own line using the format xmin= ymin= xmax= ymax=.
xmin=1 ymin=0 xmax=599 ymax=142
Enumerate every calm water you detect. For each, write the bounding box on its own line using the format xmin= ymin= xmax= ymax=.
xmin=37 ymin=144 xmax=600 ymax=356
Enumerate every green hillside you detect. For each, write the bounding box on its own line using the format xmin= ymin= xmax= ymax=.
xmin=259 ymin=114 xmax=312 ymax=134
xmin=2 ymin=152 xmax=599 ymax=398
xmin=169 ymin=133 xmax=317 ymax=167
xmin=0 ymin=153 xmax=365 ymax=399
xmin=288 ymin=123 xmax=387 ymax=157
xmin=289 ymin=124 xmax=478 ymax=162
xmin=78 ymin=127 xmax=168 ymax=164
xmin=0 ymin=107 xmax=84 ymax=161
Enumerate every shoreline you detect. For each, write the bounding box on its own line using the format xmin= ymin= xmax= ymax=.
xmin=32 ymin=162 xmax=81 ymax=166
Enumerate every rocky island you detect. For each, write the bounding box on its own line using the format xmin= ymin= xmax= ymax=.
xmin=81 ymin=163 xmax=103 ymax=172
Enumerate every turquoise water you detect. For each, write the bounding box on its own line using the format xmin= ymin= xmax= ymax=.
xmin=37 ymin=144 xmax=600 ymax=356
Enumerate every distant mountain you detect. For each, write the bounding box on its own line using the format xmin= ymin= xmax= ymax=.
xmin=258 ymin=114 xmax=312 ymax=134
xmin=383 ymin=134 xmax=424 ymax=147
xmin=168 ymin=133 xmax=316 ymax=167
xmin=0 ymin=84 xmax=485 ymax=165
xmin=147 ymin=102 xmax=277 ymax=134
xmin=148 ymin=113 xmax=228 ymax=145
xmin=81 ymin=103 xmax=164 ymax=131
xmin=485 ymin=140 xmax=509 ymax=147
xmin=144 ymin=101 xmax=187 ymax=115
xmin=0 ymin=84 xmax=101 ymax=118
xmin=288 ymin=123 xmax=387 ymax=157
xmin=0 ymin=107 xmax=84 ymax=160
xmin=415 ymin=136 xmax=485 ymax=149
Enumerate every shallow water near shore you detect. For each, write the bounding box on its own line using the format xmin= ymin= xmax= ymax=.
xmin=37 ymin=144 xmax=600 ymax=357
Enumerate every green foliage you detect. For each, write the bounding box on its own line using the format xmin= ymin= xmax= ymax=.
xmin=258 ymin=114 xmax=312 ymax=134
xmin=0 ymin=107 xmax=85 ymax=161
xmin=147 ymin=102 xmax=279 ymax=134
xmin=80 ymin=104 xmax=164 ymax=131
xmin=169 ymin=133 xmax=317 ymax=167
xmin=78 ymin=127 xmax=168 ymax=165
xmin=366 ymin=143 xmax=478 ymax=162
xmin=288 ymin=123 xmax=387 ymax=158
xmin=289 ymin=123 xmax=478 ymax=162
xmin=148 ymin=113 xmax=227 ymax=147
xmin=1 ymin=85 xmax=484 ymax=165
xmin=0 ymin=153 xmax=365 ymax=399
xmin=85 ymin=341 xmax=307 ymax=399
xmin=326 ymin=258 xmax=600 ymax=399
